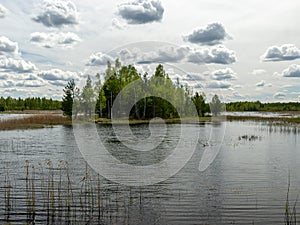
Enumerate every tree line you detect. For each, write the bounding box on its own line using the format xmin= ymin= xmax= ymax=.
xmin=62 ymin=60 xmax=221 ymax=119
xmin=226 ymin=101 xmax=300 ymax=112
xmin=0 ymin=96 xmax=61 ymax=112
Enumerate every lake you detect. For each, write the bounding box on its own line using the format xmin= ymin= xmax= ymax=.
xmin=0 ymin=120 xmax=299 ymax=224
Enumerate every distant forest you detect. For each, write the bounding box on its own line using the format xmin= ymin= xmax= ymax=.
xmin=226 ymin=101 xmax=300 ymax=112
xmin=0 ymin=97 xmax=61 ymax=111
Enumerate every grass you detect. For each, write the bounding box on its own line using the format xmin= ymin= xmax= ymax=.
xmin=227 ymin=115 xmax=300 ymax=124
xmin=95 ymin=116 xmax=213 ymax=125
xmin=0 ymin=114 xmax=71 ymax=130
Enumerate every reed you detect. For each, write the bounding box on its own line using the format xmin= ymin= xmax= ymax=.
xmin=0 ymin=114 xmax=71 ymax=130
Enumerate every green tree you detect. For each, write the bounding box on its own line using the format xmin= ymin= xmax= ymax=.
xmin=192 ymin=92 xmax=206 ymax=117
xmin=62 ymin=79 xmax=76 ymax=117
xmin=81 ymin=76 xmax=95 ymax=117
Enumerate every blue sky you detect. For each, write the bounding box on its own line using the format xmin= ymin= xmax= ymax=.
xmin=0 ymin=0 xmax=300 ymax=102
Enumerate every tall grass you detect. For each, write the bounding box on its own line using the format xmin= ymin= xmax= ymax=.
xmin=0 ymin=160 xmax=141 ymax=225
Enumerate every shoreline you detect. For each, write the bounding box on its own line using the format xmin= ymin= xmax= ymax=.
xmin=0 ymin=112 xmax=299 ymax=131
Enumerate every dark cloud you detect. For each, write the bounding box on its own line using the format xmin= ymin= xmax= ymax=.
xmin=211 ymin=68 xmax=236 ymax=80
xmin=117 ymin=0 xmax=164 ymax=24
xmin=30 ymin=32 xmax=81 ymax=48
xmin=281 ymin=64 xmax=300 ymax=77
xmin=0 ymin=36 xmax=19 ymax=56
xmin=0 ymin=57 xmax=37 ymax=73
xmin=0 ymin=4 xmax=8 ymax=18
xmin=206 ymin=81 xmax=231 ymax=89
xmin=187 ymin=45 xmax=236 ymax=64
xmin=183 ymin=23 xmax=230 ymax=46
xmin=32 ymin=0 xmax=79 ymax=28
xmin=262 ymin=44 xmax=300 ymax=61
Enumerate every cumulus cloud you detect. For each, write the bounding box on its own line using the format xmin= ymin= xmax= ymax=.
xmin=117 ymin=0 xmax=164 ymax=24
xmin=256 ymin=80 xmax=265 ymax=87
xmin=16 ymin=79 xmax=47 ymax=88
xmin=0 ymin=57 xmax=37 ymax=73
xmin=0 ymin=36 xmax=19 ymax=56
xmin=86 ymin=52 xmax=114 ymax=66
xmin=183 ymin=23 xmax=230 ymax=46
xmin=274 ymin=92 xmax=286 ymax=99
xmin=0 ymin=74 xmax=8 ymax=80
xmin=281 ymin=64 xmax=300 ymax=77
xmin=30 ymin=32 xmax=81 ymax=48
xmin=187 ymin=45 xmax=236 ymax=64
xmin=48 ymin=80 xmax=68 ymax=87
xmin=0 ymin=80 xmax=14 ymax=88
xmin=184 ymin=73 xmax=205 ymax=81
xmin=38 ymin=69 xmax=78 ymax=81
xmin=251 ymin=69 xmax=266 ymax=75
xmin=211 ymin=68 xmax=236 ymax=80
xmin=0 ymin=4 xmax=8 ymax=18
xmin=32 ymin=0 xmax=79 ymax=28
xmin=111 ymin=18 xmax=126 ymax=29
xmin=206 ymin=80 xmax=231 ymax=89
xmin=137 ymin=46 xmax=189 ymax=64
xmin=262 ymin=44 xmax=300 ymax=61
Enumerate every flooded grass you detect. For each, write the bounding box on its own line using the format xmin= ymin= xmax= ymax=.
xmin=1 ymin=160 xmax=138 ymax=225
xmin=0 ymin=115 xmax=71 ymax=130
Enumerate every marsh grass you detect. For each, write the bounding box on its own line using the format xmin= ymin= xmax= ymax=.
xmin=0 ymin=114 xmax=71 ymax=130
xmin=1 ymin=160 xmax=143 ymax=225
xmin=285 ymin=174 xmax=300 ymax=225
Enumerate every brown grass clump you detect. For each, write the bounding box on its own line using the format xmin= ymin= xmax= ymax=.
xmin=0 ymin=114 xmax=71 ymax=130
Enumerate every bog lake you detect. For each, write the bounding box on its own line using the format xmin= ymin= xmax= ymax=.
xmin=0 ymin=113 xmax=299 ymax=224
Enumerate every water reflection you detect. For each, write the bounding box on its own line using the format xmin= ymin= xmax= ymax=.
xmin=0 ymin=121 xmax=299 ymax=224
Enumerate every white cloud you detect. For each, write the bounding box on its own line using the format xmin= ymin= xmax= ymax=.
xmin=211 ymin=68 xmax=237 ymax=80
xmin=0 ymin=4 xmax=8 ymax=18
xmin=38 ymin=69 xmax=79 ymax=81
xmin=116 ymin=45 xmax=236 ymax=65
xmin=262 ymin=44 xmax=300 ymax=61
xmin=187 ymin=45 xmax=236 ymax=64
xmin=256 ymin=80 xmax=265 ymax=87
xmin=0 ymin=36 xmax=19 ymax=56
xmin=183 ymin=23 xmax=230 ymax=46
xmin=251 ymin=69 xmax=266 ymax=75
xmin=117 ymin=0 xmax=164 ymax=24
xmin=274 ymin=92 xmax=286 ymax=99
xmin=0 ymin=57 xmax=37 ymax=73
xmin=16 ymin=79 xmax=47 ymax=88
xmin=32 ymin=0 xmax=79 ymax=28
xmin=206 ymin=80 xmax=231 ymax=89
xmin=86 ymin=52 xmax=114 ymax=66
xmin=30 ymin=32 xmax=81 ymax=48
xmin=111 ymin=18 xmax=126 ymax=30
xmin=281 ymin=64 xmax=300 ymax=77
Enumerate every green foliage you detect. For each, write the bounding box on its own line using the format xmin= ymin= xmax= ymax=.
xmin=0 ymin=96 xmax=61 ymax=111
xmin=226 ymin=101 xmax=300 ymax=112
xmin=210 ymin=94 xmax=222 ymax=116
xmin=62 ymin=79 xmax=75 ymax=117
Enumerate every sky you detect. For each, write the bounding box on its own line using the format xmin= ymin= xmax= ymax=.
xmin=1 ymin=0 xmax=300 ymax=102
